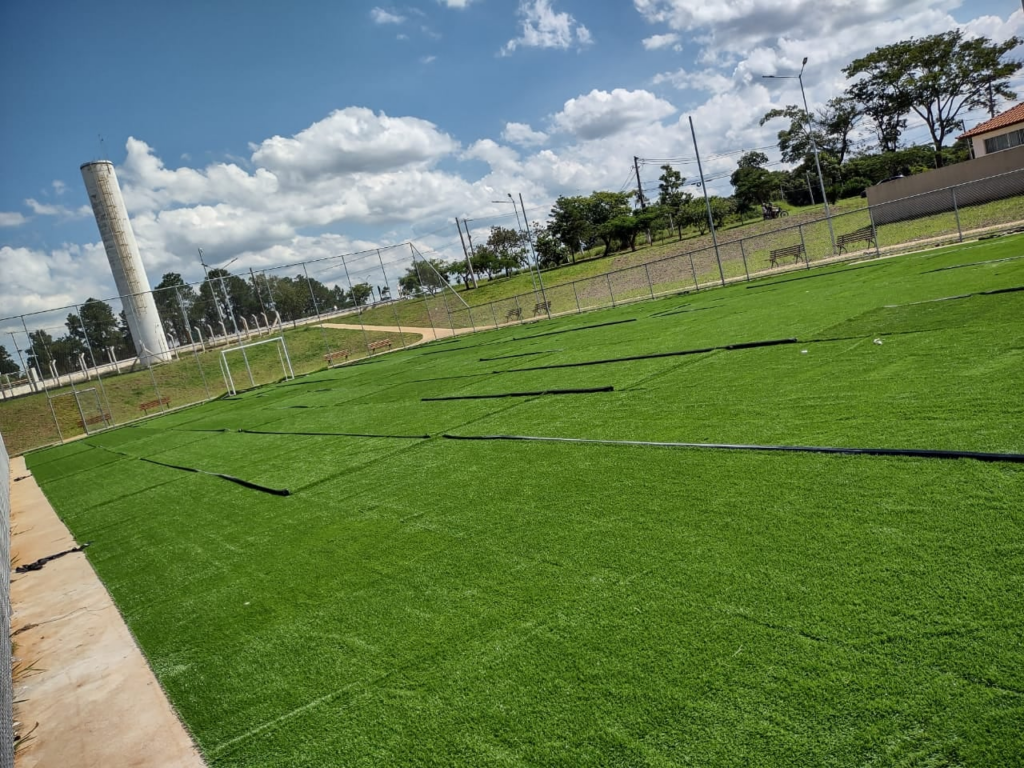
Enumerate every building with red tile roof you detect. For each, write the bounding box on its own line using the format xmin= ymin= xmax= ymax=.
xmin=958 ymin=103 xmax=1024 ymax=159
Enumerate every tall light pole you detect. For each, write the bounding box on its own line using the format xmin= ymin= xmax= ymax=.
xmin=491 ymin=197 xmax=539 ymax=293
xmin=763 ymin=57 xmax=836 ymax=253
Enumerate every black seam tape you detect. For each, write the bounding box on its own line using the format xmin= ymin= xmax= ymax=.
xmin=512 ymin=318 xmax=636 ymax=341
xmin=499 ymin=338 xmax=798 ymax=373
xmin=441 ymin=434 xmax=1024 ymax=463
xmin=423 ymin=386 xmax=614 ymax=402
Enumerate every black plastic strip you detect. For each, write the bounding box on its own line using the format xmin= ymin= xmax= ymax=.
xmin=480 ymin=349 xmax=563 ymax=362
xmin=512 ymin=318 xmax=636 ymax=341
xmin=239 ymin=429 xmax=430 ymax=439
xmin=140 ymin=457 xmax=291 ymax=496
xmin=500 ymin=338 xmax=798 ymax=373
xmin=886 ymin=285 xmax=1024 ymax=308
xmin=441 ymin=434 xmax=1024 ymax=463
xmin=423 ymin=386 xmax=614 ymax=402
xmin=15 ymin=543 xmax=91 ymax=573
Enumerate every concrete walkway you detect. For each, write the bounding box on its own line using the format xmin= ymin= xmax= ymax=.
xmin=320 ymin=322 xmax=474 ymax=343
xmin=9 ymin=455 xmax=205 ymax=768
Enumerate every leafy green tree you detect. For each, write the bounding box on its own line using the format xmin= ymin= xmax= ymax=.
xmin=532 ymin=223 xmax=568 ymax=268
xmin=349 ymin=283 xmax=373 ymax=306
xmin=0 ymin=345 xmax=20 ymax=376
xmin=761 ymin=97 xmax=861 ymax=166
xmin=585 ymin=191 xmax=633 ymax=256
xmin=657 ymin=165 xmax=692 ymax=239
xmin=548 ymin=195 xmax=592 ymax=262
xmin=730 ymin=152 xmax=781 ymax=214
xmin=487 ymin=226 xmax=527 ymax=277
xmin=470 ymin=245 xmax=500 ymax=280
xmin=152 ymin=273 xmax=197 ymax=340
xmin=844 ymin=31 xmax=1022 ymax=165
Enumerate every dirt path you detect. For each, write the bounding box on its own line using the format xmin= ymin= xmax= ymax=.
xmin=9 ymin=455 xmax=205 ymax=767
xmin=320 ymin=322 xmax=475 ymax=343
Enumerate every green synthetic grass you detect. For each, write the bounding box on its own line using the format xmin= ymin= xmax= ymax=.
xmin=23 ymin=234 xmax=1024 ymax=767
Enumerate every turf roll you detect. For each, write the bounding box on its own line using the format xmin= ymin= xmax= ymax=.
xmin=238 ymin=429 xmax=431 ymax=439
xmin=441 ymin=433 xmax=1024 ymax=463
xmin=423 ymin=386 xmax=614 ymax=402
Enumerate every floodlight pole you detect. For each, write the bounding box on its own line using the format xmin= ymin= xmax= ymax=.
xmin=763 ymin=58 xmax=836 ymax=253
xmin=518 ymin=192 xmax=549 ymax=315
xmin=689 ymin=116 xmax=726 ymax=286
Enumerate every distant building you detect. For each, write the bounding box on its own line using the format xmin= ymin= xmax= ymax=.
xmin=958 ymin=103 xmax=1024 ymax=159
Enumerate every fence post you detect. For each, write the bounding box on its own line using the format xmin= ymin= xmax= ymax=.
xmin=798 ymin=224 xmax=810 ymax=269
xmin=389 ymin=301 xmax=408 ymax=348
xmin=869 ymin=206 xmax=881 ymax=258
xmin=514 ymin=294 xmax=523 ymax=323
xmin=606 ymin=274 xmax=616 ymax=308
xmin=490 ymin=302 xmax=498 ymax=329
xmin=739 ymin=239 xmax=750 ymax=281
xmin=644 ymin=263 xmax=655 ymax=298
xmin=688 ymin=253 xmax=700 ymax=291
xmin=572 ymin=282 xmax=582 ymax=314
xmin=951 ymin=187 xmax=963 ymax=243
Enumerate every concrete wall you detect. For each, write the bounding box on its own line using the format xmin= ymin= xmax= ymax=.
xmin=866 ymin=147 xmax=1024 ymax=226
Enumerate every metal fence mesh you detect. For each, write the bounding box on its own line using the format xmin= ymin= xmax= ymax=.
xmin=1 ymin=168 xmax=1022 ymax=457
xmin=1 ymin=431 xmax=12 ymax=768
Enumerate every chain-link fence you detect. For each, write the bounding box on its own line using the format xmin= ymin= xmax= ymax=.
xmin=2 ymin=168 xmax=1022 ymax=456
xmin=1 ymin=430 xmax=12 ymax=768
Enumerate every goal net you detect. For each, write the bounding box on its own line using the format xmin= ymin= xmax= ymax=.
xmin=220 ymin=336 xmax=295 ymax=395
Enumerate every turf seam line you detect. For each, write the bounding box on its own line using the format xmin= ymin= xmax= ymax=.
xmin=745 ymin=260 xmax=891 ymax=289
xmin=422 ymin=386 xmax=614 ymax=402
xmin=138 ymin=457 xmax=292 ymax=496
xmin=441 ymin=434 xmax=1024 ymax=463
xmin=479 ymin=349 xmax=563 ymax=362
xmin=884 ymin=285 xmax=1024 ymax=307
xmin=511 ymin=318 xmax=636 ymax=341
xmin=922 ymin=254 xmax=1024 ymax=273
xmin=237 ymin=429 xmax=430 ymax=439
xmin=497 ymin=338 xmax=799 ymax=373
xmin=649 ymin=306 xmax=715 ymax=319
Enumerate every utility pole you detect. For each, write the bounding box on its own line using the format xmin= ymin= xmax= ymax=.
xmin=519 ymin=192 xmax=549 ymax=315
xmin=249 ymin=267 xmax=267 ymax=315
xmin=633 ymin=156 xmax=646 ymax=209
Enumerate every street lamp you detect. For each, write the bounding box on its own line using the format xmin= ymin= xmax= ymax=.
xmin=763 ymin=57 xmax=836 ymax=253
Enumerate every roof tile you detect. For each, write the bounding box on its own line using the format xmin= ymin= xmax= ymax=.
xmin=958 ymin=103 xmax=1024 ymax=140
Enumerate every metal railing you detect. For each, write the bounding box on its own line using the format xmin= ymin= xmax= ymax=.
xmin=1 ymin=168 xmax=1022 ymax=457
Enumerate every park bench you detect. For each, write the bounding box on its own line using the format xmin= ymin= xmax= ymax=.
xmin=533 ymin=301 xmax=552 ymax=316
xmin=505 ymin=307 xmax=522 ymax=322
xmin=367 ymin=339 xmax=392 ymax=354
xmin=139 ymin=396 xmax=170 ymax=415
xmin=769 ymin=243 xmax=805 ymax=268
xmin=324 ymin=349 xmax=350 ymax=368
xmin=78 ymin=412 xmax=110 ymax=430
xmin=837 ymin=226 xmax=877 ymax=254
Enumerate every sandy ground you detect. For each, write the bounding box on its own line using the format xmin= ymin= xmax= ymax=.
xmin=9 ymin=455 xmax=205 ymax=768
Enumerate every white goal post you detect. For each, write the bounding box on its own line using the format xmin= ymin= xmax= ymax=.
xmin=220 ymin=336 xmax=295 ymax=396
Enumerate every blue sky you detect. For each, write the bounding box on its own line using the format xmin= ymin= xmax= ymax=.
xmin=1 ymin=0 xmax=1021 ymax=317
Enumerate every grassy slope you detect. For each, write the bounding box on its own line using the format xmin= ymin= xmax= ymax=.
xmin=24 ymin=235 xmax=1024 ymax=767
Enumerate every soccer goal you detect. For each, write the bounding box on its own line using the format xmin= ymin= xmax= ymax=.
xmin=220 ymin=336 xmax=295 ymax=396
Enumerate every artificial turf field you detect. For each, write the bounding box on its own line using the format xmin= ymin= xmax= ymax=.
xmin=24 ymin=236 xmax=1024 ymax=767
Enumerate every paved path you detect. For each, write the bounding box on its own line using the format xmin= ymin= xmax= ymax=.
xmin=10 ymin=455 xmax=206 ymax=767
xmin=320 ymin=322 xmax=474 ymax=343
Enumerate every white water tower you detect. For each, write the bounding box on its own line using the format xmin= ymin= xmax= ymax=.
xmin=81 ymin=160 xmax=171 ymax=365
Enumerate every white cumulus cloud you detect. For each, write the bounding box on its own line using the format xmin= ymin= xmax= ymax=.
xmin=551 ymin=88 xmax=677 ymax=140
xmin=503 ymin=0 xmax=593 ymax=55
xmin=502 ymin=122 xmax=549 ymax=146
xmin=0 ymin=212 xmax=27 ymax=227
xmin=642 ymin=33 xmax=680 ymax=50
xmin=370 ymin=7 xmax=405 ymax=24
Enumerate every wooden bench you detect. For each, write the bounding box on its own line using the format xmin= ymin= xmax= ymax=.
xmin=769 ymin=243 xmax=805 ymax=267
xmin=533 ymin=301 xmax=552 ymax=316
xmin=139 ymin=396 xmax=170 ymax=415
xmin=79 ymin=412 xmax=110 ymax=430
xmin=367 ymin=339 xmax=392 ymax=354
xmin=837 ymin=226 xmax=877 ymax=254
xmin=505 ymin=307 xmax=522 ymax=322
xmin=324 ymin=349 xmax=350 ymax=367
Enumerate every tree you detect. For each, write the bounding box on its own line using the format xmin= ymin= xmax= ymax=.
xmin=66 ymin=298 xmax=122 ymax=359
xmin=585 ymin=191 xmax=633 ymax=256
xmin=349 ymin=283 xmax=373 ymax=306
xmin=844 ymin=31 xmax=1022 ymax=165
xmin=487 ymin=226 xmax=527 ymax=277
xmin=532 ymin=223 xmax=569 ymax=268
xmin=730 ymin=152 xmax=779 ymax=214
xmin=657 ymin=165 xmax=692 ymax=239
xmin=152 ymin=273 xmax=196 ymax=341
xmin=761 ymin=97 xmax=861 ymax=166
xmin=0 ymin=345 xmax=19 ymax=376
xmin=548 ymin=195 xmax=592 ymax=262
